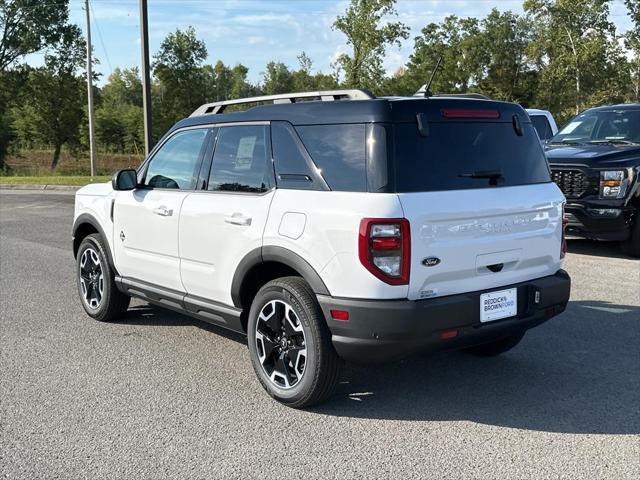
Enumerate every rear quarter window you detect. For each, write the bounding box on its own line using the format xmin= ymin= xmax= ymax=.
xmin=295 ymin=124 xmax=367 ymax=192
xmin=394 ymin=122 xmax=551 ymax=192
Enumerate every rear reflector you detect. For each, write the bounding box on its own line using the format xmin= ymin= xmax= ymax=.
xmin=330 ymin=309 xmax=349 ymax=321
xmin=441 ymin=109 xmax=500 ymax=119
xmin=440 ymin=329 xmax=459 ymax=339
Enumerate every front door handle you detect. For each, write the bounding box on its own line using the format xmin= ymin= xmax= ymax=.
xmin=153 ymin=206 xmax=173 ymax=217
xmin=224 ymin=213 xmax=252 ymax=226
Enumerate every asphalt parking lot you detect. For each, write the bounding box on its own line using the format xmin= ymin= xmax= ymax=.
xmin=1 ymin=190 xmax=639 ymax=479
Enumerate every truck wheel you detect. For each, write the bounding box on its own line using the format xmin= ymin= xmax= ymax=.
xmin=247 ymin=277 xmax=342 ymax=408
xmin=464 ymin=331 xmax=525 ymax=357
xmin=76 ymin=233 xmax=130 ymax=322
xmin=621 ymin=215 xmax=640 ymax=257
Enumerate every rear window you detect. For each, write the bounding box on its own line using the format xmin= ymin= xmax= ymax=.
xmin=394 ymin=122 xmax=550 ymax=192
xmin=295 ymin=124 xmax=367 ymax=192
xmin=530 ymin=115 xmax=554 ymax=140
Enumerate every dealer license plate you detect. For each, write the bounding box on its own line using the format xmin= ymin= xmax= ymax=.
xmin=480 ymin=288 xmax=517 ymax=323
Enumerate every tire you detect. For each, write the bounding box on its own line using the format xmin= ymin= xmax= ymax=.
xmin=621 ymin=214 xmax=640 ymax=257
xmin=76 ymin=233 xmax=130 ymax=322
xmin=247 ymin=277 xmax=342 ymax=408
xmin=464 ymin=331 xmax=525 ymax=357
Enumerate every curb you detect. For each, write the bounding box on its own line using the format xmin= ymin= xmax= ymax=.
xmin=0 ymin=184 xmax=80 ymax=191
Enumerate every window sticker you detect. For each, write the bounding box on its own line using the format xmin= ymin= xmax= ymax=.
xmin=560 ymin=121 xmax=582 ymax=134
xmin=235 ymin=136 xmax=257 ymax=170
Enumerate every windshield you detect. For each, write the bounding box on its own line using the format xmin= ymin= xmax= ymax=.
xmin=550 ymin=109 xmax=640 ymax=145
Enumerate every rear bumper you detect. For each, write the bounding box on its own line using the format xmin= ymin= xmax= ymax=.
xmin=564 ymin=203 xmax=635 ymax=241
xmin=318 ymin=270 xmax=571 ymax=364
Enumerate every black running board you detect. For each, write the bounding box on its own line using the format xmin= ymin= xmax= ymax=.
xmin=115 ymin=276 xmax=244 ymax=333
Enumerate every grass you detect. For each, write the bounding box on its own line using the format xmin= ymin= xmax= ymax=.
xmin=0 ymin=175 xmax=111 ymax=186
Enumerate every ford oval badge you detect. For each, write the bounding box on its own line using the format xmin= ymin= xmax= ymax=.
xmin=422 ymin=257 xmax=441 ymax=267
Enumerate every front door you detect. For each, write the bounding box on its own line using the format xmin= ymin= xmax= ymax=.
xmin=113 ymin=127 xmax=212 ymax=291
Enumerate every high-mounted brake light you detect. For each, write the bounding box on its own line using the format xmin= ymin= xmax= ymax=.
xmin=359 ymin=218 xmax=410 ymax=285
xmin=441 ymin=109 xmax=500 ymax=119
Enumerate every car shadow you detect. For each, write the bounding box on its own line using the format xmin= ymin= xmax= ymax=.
xmin=113 ymin=300 xmax=639 ymax=435
xmin=567 ymin=238 xmax=635 ymax=260
xmin=114 ymin=303 xmax=247 ymax=345
xmin=310 ymin=299 xmax=640 ymax=434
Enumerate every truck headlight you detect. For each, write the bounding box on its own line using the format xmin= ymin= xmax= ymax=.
xmin=599 ymin=170 xmax=630 ymax=199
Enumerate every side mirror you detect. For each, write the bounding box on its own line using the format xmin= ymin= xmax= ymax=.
xmin=112 ymin=169 xmax=138 ymax=191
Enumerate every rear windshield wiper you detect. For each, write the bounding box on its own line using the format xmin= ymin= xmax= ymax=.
xmin=459 ymin=169 xmax=504 ymax=185
xmin=587 ymin=139 xmax=639 ymax=146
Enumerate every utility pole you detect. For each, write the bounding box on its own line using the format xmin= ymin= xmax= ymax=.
xmin=140 ymin=0 xmax=153 ymax=155
xmin=84 ymin=0 xmax=97 ymax=177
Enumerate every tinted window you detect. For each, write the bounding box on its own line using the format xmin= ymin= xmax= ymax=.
xmin=296 ymin=124 xmax=366 ymax=192
xmin=530 ymin=115 xmax=553 ymax=140
xmin=551 ymin=109 xmax=640 ymax=145
xmin=144 ymin=129 xmax=209 ymax=189
xmin=271 ymin=122 xmax=320 ymax=190
xmin=394 ymin=122 xmax=550 ymax=192
xmin=209 ymin=125 xmax=271 ymax=193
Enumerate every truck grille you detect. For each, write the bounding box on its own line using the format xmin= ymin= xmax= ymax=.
xmin=551 ymin=169 xmax=594 ymax=199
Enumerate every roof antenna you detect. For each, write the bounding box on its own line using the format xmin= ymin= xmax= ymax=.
xmin=424 ymin=56 xmax=443 ymax=98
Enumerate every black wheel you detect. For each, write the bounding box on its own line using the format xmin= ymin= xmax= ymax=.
xmin=464 ymin=331 xmax=526 ymax=357
xmin=76 ymin=233 xmax=130 ymax=322
xmin=621 ymin=214 xmax=640 ymax=257
xmin=247 ymin=277 xmax=342 ymax=408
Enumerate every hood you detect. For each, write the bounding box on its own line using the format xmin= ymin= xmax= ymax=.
xmin=76 ymin=181 xmax=113 ymax=196
xmin=545 ymin=144 xmax=640 ymax=168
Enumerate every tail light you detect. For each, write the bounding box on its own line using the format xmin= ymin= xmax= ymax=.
xmin=560 ymin=204 xmax=568 ymax=259
xmin=359 ymin=218 xmax=410 ymax=285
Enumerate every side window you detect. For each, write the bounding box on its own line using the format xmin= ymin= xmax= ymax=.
xmin=143 ymin=129 xmax=209 ymax=189
xmin=296 ymin=124 xmax=366 ymax=192
xmin=271 ymin=121 xmax=321 ymax=190
xmin=531 ymin=115 xmax=552 ymax=140
xmin=208 ymin=125 xmax=271 ymax=193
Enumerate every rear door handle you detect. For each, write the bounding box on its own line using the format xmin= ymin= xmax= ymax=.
xmin=224 ymin=213 xmax=252 ymax=226
xmin=153 ymin=206 xmax=173 ymax=217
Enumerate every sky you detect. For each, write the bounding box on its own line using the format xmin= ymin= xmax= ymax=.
xmin=28 ymin=0 xmax=635 ymax=85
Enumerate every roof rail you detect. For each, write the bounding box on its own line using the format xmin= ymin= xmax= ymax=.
xmin=190 ymin=89 xmax=375 ymax=117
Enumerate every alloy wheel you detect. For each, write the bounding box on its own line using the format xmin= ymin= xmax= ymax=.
xmin=255 ymin=299 xmax=307 ymax=389
xmin=79 ymin=247 xmax=104 ymax=309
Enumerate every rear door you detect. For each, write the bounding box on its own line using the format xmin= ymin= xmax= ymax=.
xmin=179 ymin=123 xmax=275 ymax=306
xmin=393 ymin=117 xmax=565 ymax=301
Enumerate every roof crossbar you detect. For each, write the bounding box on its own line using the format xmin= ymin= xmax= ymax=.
xmin=190 ymin=89 xmax=375 ymax=117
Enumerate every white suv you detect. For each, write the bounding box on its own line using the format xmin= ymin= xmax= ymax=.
xmin=72 ymin=90 xmax=571 ymax=407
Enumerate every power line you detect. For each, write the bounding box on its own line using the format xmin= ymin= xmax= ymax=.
xmin=89 ymin=0 xmax=113 ymax=73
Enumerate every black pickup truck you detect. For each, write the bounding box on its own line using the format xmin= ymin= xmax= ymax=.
xmin=545 ymin=104 xmax=640 ymax=256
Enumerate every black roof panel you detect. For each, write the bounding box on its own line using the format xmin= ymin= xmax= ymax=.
xmin=171 ymin=96 xmax=530 ymax=133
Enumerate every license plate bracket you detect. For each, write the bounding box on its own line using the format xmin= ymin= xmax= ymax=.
xmin=480 ymin=288 xmax=517 ymax=323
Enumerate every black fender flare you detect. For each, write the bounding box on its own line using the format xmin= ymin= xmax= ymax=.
xmin=230 ymin=246 xmax=330 ymax=308
xmin=72 ymin=213 xmax=119 ymax=275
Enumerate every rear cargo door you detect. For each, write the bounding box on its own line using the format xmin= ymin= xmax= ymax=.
xmin=393 ymin=118 xmax=565 ymax=301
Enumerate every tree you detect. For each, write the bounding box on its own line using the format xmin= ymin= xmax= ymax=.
xmin=333 ymin=0 xmax=408 ymax=91
xmin=0 ymin=0 xmax=71 ymax=71
xmin=525 ymin=0 xmax=627 ymax=118
xmin=95 ymin=68 xmax=144 ymax=153
xmin=402 ymin=16 xmax=484 ymax=96
xmin=262 ymin=61 xmax=293 ymax=94
xmin=10 ymin=25 xmax=85 ymax=169
xmin=478 ymin=10 xmax=538 ymax=104
xmin=625 ymin=0 xmax=640 ymax=101
xmin=0 ymin=0 xmax=75 ymax=169
xmin=152 ymin=27 xmax=208 ymax=135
